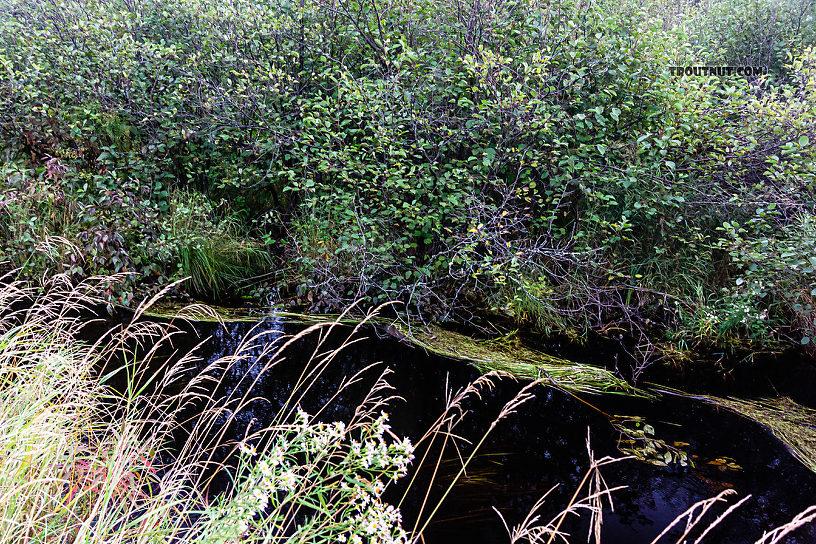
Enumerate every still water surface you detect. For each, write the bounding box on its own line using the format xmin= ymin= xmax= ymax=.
xmin=105 ymin=313 xmax=816 ymax=543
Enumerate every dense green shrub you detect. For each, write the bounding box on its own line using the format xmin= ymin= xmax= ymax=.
xmin=681 ymin=0 xmax=816 ymax=72
xmin=1 ymin=0 xmax=815 ymax=363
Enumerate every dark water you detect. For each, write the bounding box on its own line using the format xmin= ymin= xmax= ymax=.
xmin=95 ymin=313 xmax=816 ymax=543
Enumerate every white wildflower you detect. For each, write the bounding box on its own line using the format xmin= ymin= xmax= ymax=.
xmin=279 ymin=469 xmax=298 ymax=491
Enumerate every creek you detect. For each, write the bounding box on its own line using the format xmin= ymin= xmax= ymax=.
xmin=89 ymin=309 xmax=816 ymax=543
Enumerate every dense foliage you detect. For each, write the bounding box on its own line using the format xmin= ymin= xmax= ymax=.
xmin=1 ymin=0 xmax=815 ymax=366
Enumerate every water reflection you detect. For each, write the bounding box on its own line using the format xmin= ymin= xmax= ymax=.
xmin=123 ymin=316 xmax=816 ymax=543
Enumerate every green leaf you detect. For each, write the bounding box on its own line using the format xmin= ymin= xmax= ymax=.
xmin=483 ymin=148 xmax=496 ymax=167
xmin=799 ymin=135 xmax=810 ymax=147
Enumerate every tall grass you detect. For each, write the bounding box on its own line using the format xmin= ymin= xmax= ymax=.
xmin=0 ymin=273 xmax=415 ymax=542
xmin=0 ymin=273 xmax=539 ymax=543
xmin=165 ymin=189 xmax=272 ymax=301
xmin=176 ymin=236 xmax=271 ymax=301
xmin=0 ymin=274 xmax=202 ymax=543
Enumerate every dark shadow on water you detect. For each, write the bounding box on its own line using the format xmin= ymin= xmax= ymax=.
xmin=86 ymin=313 xmax=816 ymax=543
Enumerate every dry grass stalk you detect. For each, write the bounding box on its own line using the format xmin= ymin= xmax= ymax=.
xmin=492 ymin=432 xmax=626 ymax=544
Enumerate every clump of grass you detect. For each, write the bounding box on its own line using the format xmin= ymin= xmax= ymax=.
xmin=489 ymin=275 xmax=570 ymax=336
xmin=0 ymin=275 xmax=416 ymax=542
xmin=176 ymin=234 xmax=271 ymax=301
xmin=0 ymin=274 xmax=198 ymax=543
xmin=163 ymin=189 xmax=272 ymax=301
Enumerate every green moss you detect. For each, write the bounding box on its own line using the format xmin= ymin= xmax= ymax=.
xmin=396 ymin=324 xmax=645 ymax=396
xmin=655 ymin=388 xmax=816 ymax=473
xmin=145 ymin=301 xmax=266 ymax=322
xmin=144 ymin=301 xmax=369 ymax=325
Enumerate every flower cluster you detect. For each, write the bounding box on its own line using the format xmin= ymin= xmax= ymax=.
xmin=343 ymin=412 xmax=414 ymax=481
xmin=338 ymin=498 xmax=408 ymax=544
xmin=201 ymin=409 xmax=415 ymax=544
